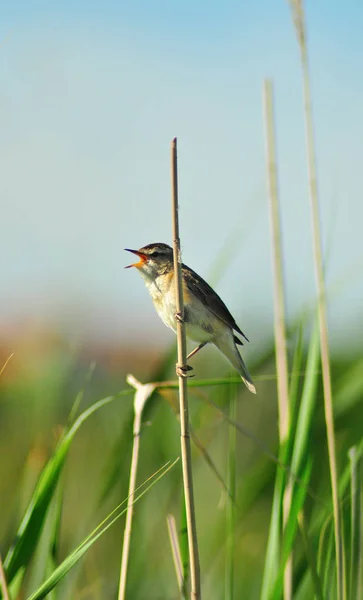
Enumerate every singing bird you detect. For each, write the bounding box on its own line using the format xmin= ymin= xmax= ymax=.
xmin=125 ymin=242 xmax=256 ymax=394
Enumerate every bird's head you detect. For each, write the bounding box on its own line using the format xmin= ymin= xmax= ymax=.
xmin=125 ymin=242 xmax=174 ymax=279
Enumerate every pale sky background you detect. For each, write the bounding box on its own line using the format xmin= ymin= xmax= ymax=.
xmin=1 ymin=1 xmax=363 ymax=355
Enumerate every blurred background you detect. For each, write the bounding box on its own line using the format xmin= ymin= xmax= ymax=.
xmin=1 ymin=1 xmax=363 ymax=598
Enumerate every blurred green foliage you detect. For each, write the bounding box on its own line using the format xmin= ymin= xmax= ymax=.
xmin=0 ymin=322 xmax=362 ymax=599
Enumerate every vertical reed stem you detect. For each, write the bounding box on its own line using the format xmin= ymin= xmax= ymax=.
xmin=263 ymin=79 xmax=292 ymax=600
xmin=171 ymin=137 xmax=201 ymax=599
xmin=287 ymin=2 xmax=343 ymax=597
xmin=118 ymin=376 xmax=155 ymax=600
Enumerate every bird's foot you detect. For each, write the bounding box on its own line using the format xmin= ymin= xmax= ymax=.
xmin=175 ymin=311 xmax=185 ymax=324
xmin=176 ymin=363 xmax=194 ymax=378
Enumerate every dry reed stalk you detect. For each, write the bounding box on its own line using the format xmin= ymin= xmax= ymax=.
xmin=171 ymin=137 xmax=201 ymax=599
xmin=263 ymin=78 xmax=292 ymax=600
xmin=262 ymin=80 xmax=290 ymax=440
xmin=287 ymin=2 xmax=343 ymax=597
xmin=118 ymin=375 xmax=156 ymax=600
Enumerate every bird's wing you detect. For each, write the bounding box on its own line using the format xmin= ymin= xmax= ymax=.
xmin=182 ymin=264 xmax=249 ymax=342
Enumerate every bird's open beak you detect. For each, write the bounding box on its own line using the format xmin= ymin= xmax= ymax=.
xmin=124 ymin=248 xmax=147 ymax=269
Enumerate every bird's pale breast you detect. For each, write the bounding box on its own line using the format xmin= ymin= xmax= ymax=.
xmin=145 ymin=271 xmax=177 ymax=332
xmin=145 ymin=270 xmax=226 ymax=343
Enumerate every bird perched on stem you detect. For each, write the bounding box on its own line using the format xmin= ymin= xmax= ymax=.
xmin=125 ymin=242 xmax=256 ymax=394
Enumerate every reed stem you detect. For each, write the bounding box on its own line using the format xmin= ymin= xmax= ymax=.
xmin=171 ymin=137 xmax=201 ymax=599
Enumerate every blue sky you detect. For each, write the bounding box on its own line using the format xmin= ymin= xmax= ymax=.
xmin=1 ymin=1 xmax=362 ymax=355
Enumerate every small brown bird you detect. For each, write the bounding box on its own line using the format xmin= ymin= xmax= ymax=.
xmin=125 ymin=242 xmax=256 ymax=394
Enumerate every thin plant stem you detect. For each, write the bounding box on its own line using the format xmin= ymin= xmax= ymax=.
xmin=287 ymin=2 xmax=343 ymax=597
xmin=263 ymin=79 xmax=290 ymax=443
xmin=118 ymin=375 xmax=156 ymax=600
xmin=263 ymin=78 xmax=292 ymax=600
xmin=171 ymin=137 xmax=201 ymax=599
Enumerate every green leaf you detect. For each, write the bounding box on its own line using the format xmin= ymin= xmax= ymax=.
xmin=26 ymin=459 xmax=178 ymax=600
xmin=4 ymin=391 xmax=132 ymax=586
xmin=271 ymin=458 xmax=313 ymax=599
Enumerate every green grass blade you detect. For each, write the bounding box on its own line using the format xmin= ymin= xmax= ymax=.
xmin=290 ymin=323 xmax=320 ymax=475
xmin=262 ymin=321 xmax=320 ymax=599
xmin=24 ymin=482 xmax=63 ymax=599
xmin=282 ymin=459 xmax=313 ymax=561
xmin=4 ymin=391 xmax=132 ymax=585
xmin=288 ymin=324 xmax=305 ymax=417
xmin=271 ymin=457 xmax=313 ymax=600
xmin=260 ymin=439 xmax=289 ymax=600
xmin=260 ymin=326 xmax=308 ymax=600
xmin=313 ymin=442 xmax=363 ymax=561
xmin=298 ymin=511 xmax=324 ymax=600
xmin=322 ymin=526 xmax=335 ymax=598
xmin=26 ymin=459 xmax=178 ymax=600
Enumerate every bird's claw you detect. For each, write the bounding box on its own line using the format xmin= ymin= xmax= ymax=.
xmin=175 ymin=311 xmax=184 ymax=324
xmin=176 ymin=363 xmax=194 ymax=378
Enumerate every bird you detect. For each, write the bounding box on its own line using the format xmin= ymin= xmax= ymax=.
xmin=125 ymin=242 xmax=256 ymax=394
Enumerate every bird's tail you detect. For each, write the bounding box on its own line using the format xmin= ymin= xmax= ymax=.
xmin=214 ymin=335 xmax=256 ymax=394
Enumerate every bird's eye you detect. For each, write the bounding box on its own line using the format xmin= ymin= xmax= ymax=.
xmin=152 ymin=251 xmax=160 ymax=257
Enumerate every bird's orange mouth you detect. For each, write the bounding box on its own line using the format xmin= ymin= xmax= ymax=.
xmin=124 ymin=249 xmax=148 ymax=269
